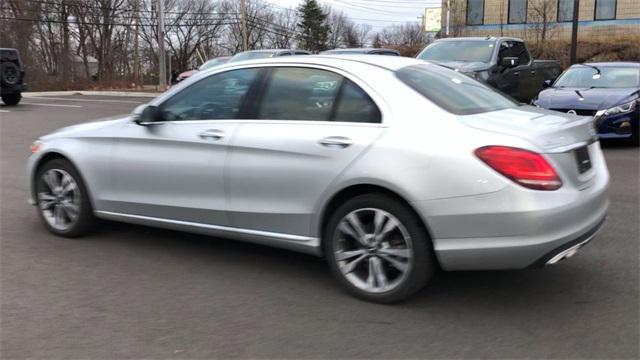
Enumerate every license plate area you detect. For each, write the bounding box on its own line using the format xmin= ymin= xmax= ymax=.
xmin=574 ymin=146 xmax=592 ymax=174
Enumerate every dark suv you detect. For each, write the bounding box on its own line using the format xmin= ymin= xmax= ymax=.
xmin=1 ymin=48 xmax=26 ymax=106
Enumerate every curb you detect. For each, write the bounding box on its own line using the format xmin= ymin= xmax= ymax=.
xmin=23 ymin=91 xmax=161 ymax=98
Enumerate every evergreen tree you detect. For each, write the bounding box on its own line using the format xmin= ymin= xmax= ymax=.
xmin=296 ymin=0 xmax=329 ymax=53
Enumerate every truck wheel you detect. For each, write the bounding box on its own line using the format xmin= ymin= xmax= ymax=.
xmin=1 ymin=93 xmax=21 ymax=106
xmin=1 ymin=62 xmax=20 ymax=86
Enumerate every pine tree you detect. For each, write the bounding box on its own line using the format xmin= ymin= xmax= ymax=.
xmin=296 ymin=0 xmax=329 ymax=53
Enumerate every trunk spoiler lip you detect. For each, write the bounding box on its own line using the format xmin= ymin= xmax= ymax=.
xmin=544 ymin=138 xmax=598 ymax=154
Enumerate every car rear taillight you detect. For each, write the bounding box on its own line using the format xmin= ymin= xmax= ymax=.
xmin=475 ymin=146 xmax=562 ymax=191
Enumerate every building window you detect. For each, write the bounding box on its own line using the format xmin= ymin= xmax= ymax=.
xmin=595 ymin=0 xmax=617 ymax=20
xmin=466 ymin=0 xmax=484 ymax=25
xmin=508 ymin=0 xmax=528 ymax=24
xmin=557 ymin=0 xmax=574 ymax=22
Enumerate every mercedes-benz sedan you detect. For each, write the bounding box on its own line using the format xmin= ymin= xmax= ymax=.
xmin=28 ymin=56 xmax=609 ymax=303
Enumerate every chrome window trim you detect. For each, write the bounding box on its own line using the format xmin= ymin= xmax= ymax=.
xmin=144 ymin=61 xmax=393 ymax=125
xmin=133 ymin=118 xmax=388 ymax=128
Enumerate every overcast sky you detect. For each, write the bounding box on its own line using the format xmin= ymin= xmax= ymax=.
xmin=265 ymin=0 xmax=442 ymax=30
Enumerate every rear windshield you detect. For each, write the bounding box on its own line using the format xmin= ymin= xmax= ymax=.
xmin=397 ymin=64 xmax=518 ymax=115
xmin=0 ymin=49 xmax=20 ymax=64
xmin=417 ymin=41 xmax=495 ymax=63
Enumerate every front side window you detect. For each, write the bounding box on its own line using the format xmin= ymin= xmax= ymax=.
xmin=502 ymin=41 xmax=531 ymax=65
xmin=508 ymin=0 xmax=528 ymax=24
xmin=466 ymin=0 xmax=484 ymax=25
xmin=595 ymin=0 xmax=616 ymax=20
xmin=257 ymin=67 xmax=381 ymax=123
xmin=397 ymin=64 xmax=519 ymax=115
xmin=159 ymin=68 xmax=259 ymax=121
xmin=557 ymin=0 xmax=575 ymax=22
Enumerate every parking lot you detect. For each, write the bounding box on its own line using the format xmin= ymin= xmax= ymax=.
xmin=1 ymin=95 xmax=638 ymax=358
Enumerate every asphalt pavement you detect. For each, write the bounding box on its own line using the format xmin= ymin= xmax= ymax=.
xmin=1 ymin=95 xmax=638 ymax=359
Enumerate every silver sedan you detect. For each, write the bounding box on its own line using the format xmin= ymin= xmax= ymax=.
xmin=27 ymin=56 xmax=609 ymax=302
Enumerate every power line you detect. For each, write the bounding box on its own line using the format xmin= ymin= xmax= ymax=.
xmin=0 ymin=16 xmax=238 ymax=27
xmin=21 ymin=0 xmax=232 ymax=17
xmin=324 ymin=0 xmax=421 ymax=15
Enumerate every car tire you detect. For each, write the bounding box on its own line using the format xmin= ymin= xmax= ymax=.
xmin=35 ymin=158 xmax=96 ymax=237
xmin=323 ymin=193 xmax=436 ymax=303
xmin=1 ymin=62 xmax=20 ymax=86
xmin=1 ymin=92 xmax=21 ymax=106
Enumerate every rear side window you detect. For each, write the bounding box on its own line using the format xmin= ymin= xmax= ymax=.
xmin=397 ymin=64 xmax=518 ymax=115
xmin=333 ymin=80 xmax=381 ymax=123
xmin=257 ymin=67 xmax=381 ymax=123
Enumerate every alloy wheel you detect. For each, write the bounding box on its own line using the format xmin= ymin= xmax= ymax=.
xmin=333 ymin=208 xmax=413 ymax=293
xmin=38 ymin=169 xmax=81 ymax=231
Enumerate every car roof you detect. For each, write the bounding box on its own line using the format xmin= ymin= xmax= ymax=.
xmin=322 ymin=48 xmax=399 ymax=54
xmin=213 ymin=54 xmax=425 ymax=72
xmin=240 ymin=49 xmax=298 ymax=53
xmin=435 ymin=36 xmax=523 ymax=43
xmin=574 ymin=62 xmax=640 ymax=68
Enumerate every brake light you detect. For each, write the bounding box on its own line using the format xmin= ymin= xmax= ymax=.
xmin=475 ymin=146 xmax=562 ymax=190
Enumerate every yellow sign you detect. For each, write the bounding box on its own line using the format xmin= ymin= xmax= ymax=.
xmin=424 ymin=7 xmax=442 ymax=32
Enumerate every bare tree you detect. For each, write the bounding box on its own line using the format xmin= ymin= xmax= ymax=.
xmin=165 ymin=0 xmax=224 ymax=71
xmin=529 ymin=0 xmax=558 ymax=46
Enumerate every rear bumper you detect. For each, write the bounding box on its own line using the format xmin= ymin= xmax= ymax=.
xmin=528 ymin=215 xmax=605 ymax=268
xmin=413 ymin=159 xmax=610 ymax=271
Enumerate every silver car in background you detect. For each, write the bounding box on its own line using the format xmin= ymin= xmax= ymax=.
xmin=28 ymin=56 xmax=609 ymax=302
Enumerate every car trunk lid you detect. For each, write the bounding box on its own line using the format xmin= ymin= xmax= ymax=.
xmin=460 ymin=106 xmax=599 ymax=189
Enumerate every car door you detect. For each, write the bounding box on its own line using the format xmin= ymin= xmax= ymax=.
xmin=106 ymin=68 xmax=261 ymax=226
xmin=510 ymin=40 xmax=537 ymax=102
xmin=227 ymin=66 xmax=385 ymax=238
xmin=495 ymin=40 xmax=522 ymax=101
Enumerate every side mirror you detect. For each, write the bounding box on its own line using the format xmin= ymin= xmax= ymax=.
xmin=501 ymin=56 xmax=520 ymax=68
xmin=133 ymin=104 xmax=161 ymax=125
xmin=542 ymin=79 xmax=553 ymax=89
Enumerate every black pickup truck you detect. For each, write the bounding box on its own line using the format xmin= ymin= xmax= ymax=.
xmin=416 ymin=37 xmax=561 ymax=103
xmin=1 ymin=48 xmax=26 ymax=106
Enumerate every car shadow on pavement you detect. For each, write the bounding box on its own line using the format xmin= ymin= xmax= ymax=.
xmin=91 ymin=220 xmax=596 ymax=310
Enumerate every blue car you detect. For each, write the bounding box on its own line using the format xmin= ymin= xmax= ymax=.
xmin=533 ymin=62 xmax=639 ymax=146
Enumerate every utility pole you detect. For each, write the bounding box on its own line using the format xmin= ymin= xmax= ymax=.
xmin=157 ymin=0 xmax=167 ymax=90
xmin=133 ymin=0 xmax=140 ymax=88
xmin=445 ymin=0 xmax=450 ymax=36
xmin=240 ymin=0 xmax=248 ymax=51
xmin=62 ymin=0 xmax=70 ymax=88
xmin=569 ymin=0 xmax=580 ymax=64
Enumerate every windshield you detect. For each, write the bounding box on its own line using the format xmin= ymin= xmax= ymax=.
xmin=198 ymin=59 xmax=227 ymax=70
xmin=397 ymin=64 xmax=518 ymax=115
xmin=229 ymin=51 xmax=277 ymax=62
xmin=554 ymin=66 xmax=640 ymax=88
xmin=417 ymin=41 xmax=495 ymax=63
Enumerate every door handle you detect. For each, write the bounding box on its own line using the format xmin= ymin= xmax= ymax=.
xmin=319 ymin=136 xmax=353 ymax=149
xmin=198 ymin=129 xmax=224 ymax=140
xmin=531 ymin=70 xmax=536 ymax=75
xmin=513 ymin=71 xmax=520 ymax=76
